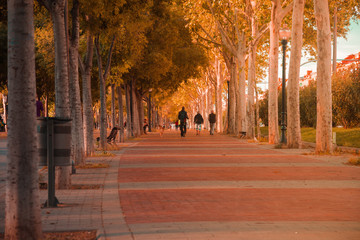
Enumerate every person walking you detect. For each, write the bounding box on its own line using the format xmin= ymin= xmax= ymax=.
xmin=194 ymin=111 xmax=204 ymax=135
xmin=209 ymin=110 xmax=216 ymax=135
xmin=178 ymin=106 xmax=188 ymax=137
xmin=175 ymin=120 xmax=179 ymax=131
xmin=36 ymin=96 xmax=44 ymax=117
xmin=143 ymin=119 xmax=148 ymax=134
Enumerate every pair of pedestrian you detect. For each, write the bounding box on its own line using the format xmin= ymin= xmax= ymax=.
xmin=194 ymin=110 xmax=216 ymax=135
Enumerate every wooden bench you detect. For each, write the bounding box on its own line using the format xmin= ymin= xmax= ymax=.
xmin=96 ymin=127 xmax=120 ymax=143
xmin=107 ymin=127 xmax=119 ymax=143
xmin=239 ymin=131 xmax=246 ymax=138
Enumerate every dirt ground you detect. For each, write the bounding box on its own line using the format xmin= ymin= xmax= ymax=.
xmin=0 ymin=230 xmax=97 ymax=239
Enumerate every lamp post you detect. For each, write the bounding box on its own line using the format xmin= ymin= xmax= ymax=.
xmin=148 ymin=88 xmax=153 ymax=132
xmin=279 ymin=26 xmax=291 ymax=144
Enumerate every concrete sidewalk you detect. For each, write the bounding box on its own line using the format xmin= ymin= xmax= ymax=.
xmin=0 ymin=138 xmax=131 ymax=239
xmin=0 ymin=130 xmax=360 ymax=240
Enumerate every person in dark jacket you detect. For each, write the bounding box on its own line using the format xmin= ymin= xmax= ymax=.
xmin=208 ymin=110 xmax=216 ymax=135
xmin=194 ymin=111 xmax=204 ymax=135
xmin=178 ymin=106 xmax=189 ymax=137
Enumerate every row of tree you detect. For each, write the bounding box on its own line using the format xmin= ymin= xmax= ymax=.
xmin=4 ymin=0 xmax=360 ymax=238
xmin=4 ymin=0 xmax=208 ymax=238
xmin=176 ymin=0 xmax=359 ymax=152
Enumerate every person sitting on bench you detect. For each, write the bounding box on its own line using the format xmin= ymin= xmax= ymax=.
xmin=107 ymin=127 xmax=119 ymax=143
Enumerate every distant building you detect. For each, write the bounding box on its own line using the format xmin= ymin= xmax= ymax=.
xmin=336 ymin=52 xmax=360 ymax=72
xmin=298 ymin=52 xmax=360 ymax=88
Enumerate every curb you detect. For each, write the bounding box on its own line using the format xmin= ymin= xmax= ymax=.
xmin=96 ymin=228 xmax=105 ymax=240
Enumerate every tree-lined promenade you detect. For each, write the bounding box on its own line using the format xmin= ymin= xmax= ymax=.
xmin=2 ymin=0 xmax=360 ymax=238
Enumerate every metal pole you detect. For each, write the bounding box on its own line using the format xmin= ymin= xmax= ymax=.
xmin=46 ymin=118 xmax=58 ymax=207
xmin=281 ymin=39 xmax=287 ymax=144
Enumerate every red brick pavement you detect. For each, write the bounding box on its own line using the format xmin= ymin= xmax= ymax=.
xmin=119 ymin=155 xmax=323 ymax=164
xmin=117 ymin=130 xmax=360 ymax=237
xmin=119 ymin=166 xmax=360 ymax=182
xmin=124 ymin=148 xmax=278 ymax=155
xmin=119 ymin=188 xmax=360 ymax=224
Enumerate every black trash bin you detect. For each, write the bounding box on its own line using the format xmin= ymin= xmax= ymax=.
xmin=37 ymin=117 xmax=72 ymax=166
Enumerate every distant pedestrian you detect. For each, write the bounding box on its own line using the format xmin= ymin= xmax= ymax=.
xmin=178 ymin=106 xmax=189 ymax=137
xmin=159 ymin=125 xmax=165 ymax=137
xmin=209 ymin=110 xmax=216 ymax=135
xmin=143 ymin=119 xmax=148 ymax=134
xmin=175 ymin=120 xmax=179 ymax=130
xmin=194 ymin=111 xmax=204 ymax=135
xmin=36 ymin=96 xmax=44 ymax=117
xmin=0 ymin=115 xmax=5 ymax=132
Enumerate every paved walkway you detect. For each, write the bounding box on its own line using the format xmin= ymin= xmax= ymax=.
xmin=0 ymin=130 xmax=360 ymax=239
xmin=111 ymin=130 xmax=360 ymax=240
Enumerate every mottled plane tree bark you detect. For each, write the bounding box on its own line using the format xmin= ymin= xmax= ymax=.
xmin=6 ymin=0 xmax=42 ymax=238
xmin=287 ymin=0 xmax=304 ymax=148
xmin=314 ymin=0 xmax=333 ymax=153
xmin=79 ymin=32 xmax=94 ymax=156
xmin=69 ymin=0 xmax=84 ymax=164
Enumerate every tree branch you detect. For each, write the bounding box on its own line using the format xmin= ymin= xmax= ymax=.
xmin=195 ymin=26 xmax=222 ymax=47
xmin=254 ymin=23 xmax=270 ymax=46
xmin=103 ymin=35 xmax=116 ymax=81
xmin=279 ymin=0 xmax=294 ymax=20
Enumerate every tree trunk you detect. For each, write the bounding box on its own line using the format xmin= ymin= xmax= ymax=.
xmin=237 ymin=40 xmax=247 ymax=135
xmin=6 ymin=0 xmax=43 ymax=238
xmin=314 ymin=0 xmax=333 ymax=153
xmin=125 ymin=83 xmax=133 ymax=138
xmin=287 ymin=0 xmax=304 ymax=148
xmin=247 ymin=13 xmax=257 ymax=139
xmin=235 ymin=63 xmax=240 ymax=135
xmin=47 ymin=0 xmax=71 ymax=189
xmin=137 ymin=90 xmax=144 ymax=135
xmin=268 ymin=4 xmax=281 ymax=145
xmin=45 ymin=95 xmax=49 ymax=117
xmin=80 ymin=32 xmax=94 ymax=156
xmin=228 ymin=57 xmax=236 ymax=134
xmin=215 ymin=57 xmax=223 ymax=133
xmin=256 ymin=87 xmax=261 ymax=140
xmin=131 ymin=83 xmax=141 ymax=137
xmin=94 ymin=37 xmax=107 ymax=150
xmin=69 ymin=0 xmax=84 ymax=164
xmin=147 ymin=92 xmax=152 ymax=132
xmin=111 ymin=84 xmax=116 ymax=130
xmin=207 ymin=86 xmax=212 ymax=130
xmin=117 ymin=86 xmax=124 ymax=142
